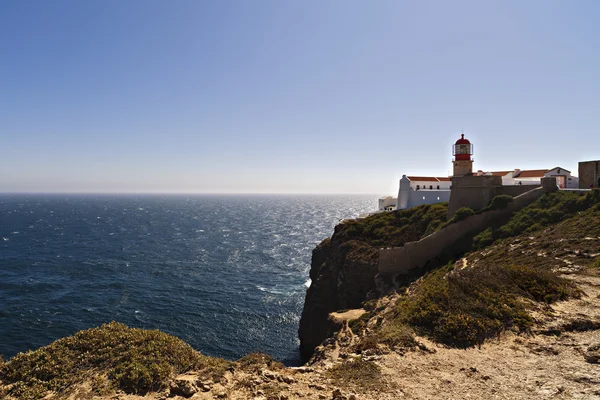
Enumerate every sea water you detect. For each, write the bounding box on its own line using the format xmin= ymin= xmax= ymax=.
xmin=0 ymin=194 xmax=375 ymax=364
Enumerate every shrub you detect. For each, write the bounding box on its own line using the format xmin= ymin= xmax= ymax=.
xmin=326 ymin=357 xmax=382 ymax=390
xmin=0 ymin=322 xmax=231 ymax=398
xmin=496 ymin=190 xmax=600 ymax=240
xmin=472 ymin=189 xmax=600 ymax=248
xmin=335 ymin=203 xmax=447 ymax=247
xmin=347 ymin=311 xmax=374 ymax=335
xmin=392 ymin=262 xmax=577 ymax=348
xmin=236 ymin=353 xmax=284 ymax=373
xmin=446 ymin=207 xmax=475 ymax=225
xmin=593 ymin=257 xmax=600 ymax=269
xmin=472 ymin=227 xmax=494 ymax=249
xmin=487 ymin=194 xmax=513 ymax=211
xmin=374 ymin=322 xmax=415 ymax=349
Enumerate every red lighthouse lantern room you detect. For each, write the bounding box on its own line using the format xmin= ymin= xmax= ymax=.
xmin=453 ymin=133 xmax=473 ymax=161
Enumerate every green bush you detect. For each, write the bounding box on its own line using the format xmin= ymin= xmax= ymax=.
xmin=0 ymin=322 xmax=231 ymax=398
xmin=446 ymin=207 xmax=475 ymax=226
xmin=471 ymin=189 xmax=600 ymax=248
xmin=392 ymin=262 xmax=577 ymax=348
xmin=487 ymin=194 xmax=514 ymax=211
xmin=335 ymin=202 xmax=448 ymax=248
xmin=472 ymin=227 xmax=494 ymax=249
xmin=497 ymin=190 xmax=600 ymax=239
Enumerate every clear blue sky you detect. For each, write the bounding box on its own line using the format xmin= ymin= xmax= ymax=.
xmin=1 ymin=0 xmax=599 ymax=194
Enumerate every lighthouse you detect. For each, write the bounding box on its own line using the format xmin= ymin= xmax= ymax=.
xmin=452 ymin=133 xmax=473 ymax=176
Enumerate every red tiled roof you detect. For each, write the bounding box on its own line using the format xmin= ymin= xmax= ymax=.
xmin=437 ymin=177 xmax=452 ymax=181
xmin=407 ymin=176 xmax=440 ymax=182
xmin=407 ymin=176 xmax=451 ymax=182
xmin=489 ymin=171 xmax=512 ymax=176
xmin=516 ymin=169 xmax=548 ymax=178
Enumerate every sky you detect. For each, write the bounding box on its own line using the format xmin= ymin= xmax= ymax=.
xmin=1 ymin=0 xmax=599 ymax=194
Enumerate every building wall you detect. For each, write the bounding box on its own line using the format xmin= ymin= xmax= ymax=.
xmin=397 ymin=176 xmax=451 ymax=210
xmin=378 ymin=196 xmax=397 ymax=211
xmin=407 ymin=189 xmax=451 ymax=208
xmin=579 ymin=161 xmax=600 ymax=189
xmin=544 ymin=167 xmax=578 ymax=189
xmin=409 ymin=180 xmax=451 ymax=190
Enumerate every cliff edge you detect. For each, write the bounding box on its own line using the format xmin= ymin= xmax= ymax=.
xmin=298 ymin=203 xmax=448 ymax=361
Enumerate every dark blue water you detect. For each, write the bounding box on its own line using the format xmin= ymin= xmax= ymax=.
xmin=0 ymin=194 xmax=375 ymax=364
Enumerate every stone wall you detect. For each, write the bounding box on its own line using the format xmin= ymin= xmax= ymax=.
xmin=579 ymin=160 xmax=600 ymax=189
xmin=377 ymin=179 xmax=558 ymax=287
xmin=447 ymin=175 xmax=502 ymax=218
xmin=501 ymin=184 xmax=542 ymax=197
xmin=447 ymin=175 xmax=545 ymax=218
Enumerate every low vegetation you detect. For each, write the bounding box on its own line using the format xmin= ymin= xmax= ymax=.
xmin=391 ymin=261 xmax=578 ymax=348
xmin=0 ymin=322 xmax=231 ymax=399
xmin=326 ymin=357 xmax=382 ymax=390
xmin=356 ymin=320 xmax=417 ymax=354
xmin=476 ymin=189 xmax=600 ymax=248
xmin=337 ymin=203 xmax=447 ymax=247
xmin=483 ymin=194 xmax=514 ymax=211
xmin=236 ymin=352 xmax=284 ymax=373
xmin=444 ymin=206 xmax=475 ymax=226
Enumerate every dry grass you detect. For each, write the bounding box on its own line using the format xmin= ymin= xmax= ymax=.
xmin=0 ymin=322 xmax=231 ymax=399
xmin=391 ymin=261 xmax=578 ymax=348
xmin=326 ymin=357 xmax=382 ymax=390
xmin=236 ymin=352 xmax=285 ymax=373
xmin=356 ymin=321 xmax=416 ymax=353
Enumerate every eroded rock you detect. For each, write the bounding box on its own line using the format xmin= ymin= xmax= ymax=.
xmin=584 ymin=344 xmax=600 ymax=364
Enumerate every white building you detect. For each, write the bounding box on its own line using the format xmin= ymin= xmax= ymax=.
xmin=378 ymin=132 xmax=580 ymax=213
xmin=396 ymin=176 xmax=452 ymax=210
xmin=476 ymin=167 xmax=579 ymax=188
xmin=379 ymin=175 xmax=453 ymax=211
xmin=378 ymin=196 xmax=397 ymax=211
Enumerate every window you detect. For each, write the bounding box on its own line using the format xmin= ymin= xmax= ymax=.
xmin=437 ymin=197 xmax=440 ymax=200
xmin=423 ymin=196 xmax=426 ymax=200
xmin=437 ymin=185 xmax=440 ymax=189
xmin=416 ymin=185 xmax=420 ymax=190
xmin=429 ymin=185 xmax=433 ymax=190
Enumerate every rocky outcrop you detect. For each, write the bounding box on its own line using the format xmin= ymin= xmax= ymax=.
xmin=298 ymin=203 xmax=449 ymax=361
xmin=298 ymin=229 xmax=379 ymax=361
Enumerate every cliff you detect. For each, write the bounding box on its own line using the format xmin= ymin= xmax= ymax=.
xmin=298 ymin=203 xmax=448 ymax=361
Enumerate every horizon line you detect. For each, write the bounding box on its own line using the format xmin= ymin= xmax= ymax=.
xmin=0 ymin=191 xmax=381 ymax=196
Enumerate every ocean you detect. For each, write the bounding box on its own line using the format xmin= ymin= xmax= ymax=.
xmin=0 ymin=194 xmax=375 ymax=364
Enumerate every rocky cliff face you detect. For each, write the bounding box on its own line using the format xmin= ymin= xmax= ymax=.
xmin=298 ymin=203 xmax=449 ymax=361
xmin=298 ymin=233 xmax=378 ymax=361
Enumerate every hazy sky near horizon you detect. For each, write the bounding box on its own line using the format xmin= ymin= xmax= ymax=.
xmin=2 ymin=0 xmax=599 ymax=194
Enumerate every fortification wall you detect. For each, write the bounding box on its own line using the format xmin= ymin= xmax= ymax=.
xmin=447 ymin=175 xmax=502 ymax=218
xmin=377 ymin=179 xmax=558 ymax=284
xmin=501 ymin=184 xmax=541 ymax=197
xmin=378 ymin=208 xmax=508 ymax=275
xmin=579 ymin=160 xmax=600 ymax=189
